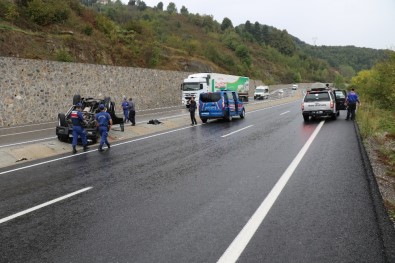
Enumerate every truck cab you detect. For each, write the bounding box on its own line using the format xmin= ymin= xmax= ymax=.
xmin=199 ymin=91 xmax=245 ymax=123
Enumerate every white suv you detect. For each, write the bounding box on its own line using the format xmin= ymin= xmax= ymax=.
xmin=301 ymin=84 xmax=338 ymax=122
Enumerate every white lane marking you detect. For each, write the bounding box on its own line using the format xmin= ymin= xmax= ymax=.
xmin=221 ymin=125 xmax=253 ymax=138
xmin=0 ymin=128 xmax=53 ymax=137
xmin=217 ymin=120 xmax=325 ymax=263
xmin=280 ymin=111 xmax=290 ymax=115
xmin=0 ymin=125 xmax=199 ymax=176
xmin=0 ymin=122 xmax=56 ymax=130
xmin=0 ymin=137 xmax=57 ymax=148
xmin=0 ymin=187 xmax=92 ymax=224
xmin=248 ymin=101 xmax=297 ymax=114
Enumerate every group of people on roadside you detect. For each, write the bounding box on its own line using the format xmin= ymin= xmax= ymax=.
xmin=70 ymin=103 xmax=112 ymax=154
xmin=70 ymin=95 xmax=136 ymax=154
xmin=121 ymin=96 xmax=136 ymax=126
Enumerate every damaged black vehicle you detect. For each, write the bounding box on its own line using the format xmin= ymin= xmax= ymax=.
xmin=56 ymin=95 xmax=124 ymax=144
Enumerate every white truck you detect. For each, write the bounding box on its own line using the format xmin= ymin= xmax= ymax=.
xmin=181 ymin=73 xmax=249 ymax=107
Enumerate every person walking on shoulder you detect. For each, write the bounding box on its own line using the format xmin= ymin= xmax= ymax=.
xmin=128 ymin=97 xmax=136 ymax=126
xmin=121 ymin=96 xmax=129 ymax=123
xmin=189 ymin=96 xmax=198 ymax=125
xmin=345 ymin=88 xmax=361 ymax=121
xmin=95 ymin=104 xmax=112 ymax=152
xmin=71 ymin=103 xmax=89 ymax=154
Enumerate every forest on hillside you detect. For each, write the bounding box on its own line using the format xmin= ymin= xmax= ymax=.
xmin=0 ymin=0 xmax=391 ymax=85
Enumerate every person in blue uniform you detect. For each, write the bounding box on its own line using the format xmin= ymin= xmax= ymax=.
xmin=121 ymin=96 xmax=129 ymax=123
xmin=95 ymin=104 xmax=113 ymax=152
xmin=71 ymin=103 xmax=89 ymax=154
xmin=345 ymin=88 xmax=361 ymax=120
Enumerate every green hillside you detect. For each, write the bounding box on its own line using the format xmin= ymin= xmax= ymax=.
xmin=0 ymin=0 xmax=391 ymax=85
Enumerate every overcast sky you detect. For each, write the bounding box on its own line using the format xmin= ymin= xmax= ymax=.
xmin=120 ymin=0 xmax=395 ymax=50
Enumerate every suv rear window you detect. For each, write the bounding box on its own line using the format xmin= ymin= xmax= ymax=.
xmin=200 ymin=93 xmax=221 ymax=103
xmin=304 ymin=92 xmax=330 ymax=102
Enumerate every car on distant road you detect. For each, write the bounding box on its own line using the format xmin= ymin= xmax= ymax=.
xmin=292 ymin=84 xmax=298 ymax=90
xmin=254 ymin=85 xmax=270 ymax=100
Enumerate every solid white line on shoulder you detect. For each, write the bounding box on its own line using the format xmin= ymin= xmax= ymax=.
xmin=217 ymin=120 xmax=325 ymax=263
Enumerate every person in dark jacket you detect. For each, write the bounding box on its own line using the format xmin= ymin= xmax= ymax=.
xmin=95 ymin=104 xmax=112 ymax=152
xmin=128 ymin=97 xmax=136 ymax=126
xmin=71 ymin=103 xmax=89 ymax=154
xmin=345 ymin=88 xmax=361 ymax=120
xmin=189 ymin=96 xmax=198 ymax=125
xmin=121 ymin=96 xmax=129 ymax=123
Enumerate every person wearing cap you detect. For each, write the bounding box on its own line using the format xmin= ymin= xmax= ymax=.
xmin=345 ymin=88 xmax=361 ymax=120
xmin=95 ymin=104 xmax=112 ymax=152
xmin=71 ymin=103 xmax=89 ymax=154
xmin=121 ymin=96 xmax=129 ymax=123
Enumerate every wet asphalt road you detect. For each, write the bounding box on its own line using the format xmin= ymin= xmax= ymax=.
xmin=1 ymin=100 xmax=394 ymax=262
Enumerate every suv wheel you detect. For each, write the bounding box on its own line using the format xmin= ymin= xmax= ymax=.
xmin=303 ymin=115 xmax=309 ymax=122
xmin=240 ymin=109 xmax=245 ymax=118
xmin=331 ymin=113 xmax=337 ymax=120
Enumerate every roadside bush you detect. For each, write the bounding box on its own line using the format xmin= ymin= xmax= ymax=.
xmin=26 ymin=0 xmax=70 ymax=26
xmin=56 ymin=49 xmax=73 ymax=62
xmin=83 ymin=25 xmax=93 ymax=36
xmin=95 ymin=14 xmax=118 ymax=41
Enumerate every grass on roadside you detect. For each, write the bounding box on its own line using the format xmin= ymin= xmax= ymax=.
xmin=357 ymin=101 xmax=395 ymax=221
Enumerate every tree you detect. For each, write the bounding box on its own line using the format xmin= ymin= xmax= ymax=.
xmin=156 ymin=2 xmax=163 ymax=10
xmin=128 ymin=0 xmax=136 ymax=6
xmin=166 ymin=2 xmax=177 ymax=14
xmin=244 ymin=20 xmax=252 ymax=34
xmin=137 ymin=0 xmax=147 ymax=11
xmin=221 ymin=17 xmax=233 ymax=31
xmin=180 ymin=6 xmax=188 ymax=15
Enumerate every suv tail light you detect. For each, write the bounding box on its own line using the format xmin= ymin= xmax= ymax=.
xmin=330 ymin=101 xmax=334 ymax=108
xmin=301 ymin=103 xmax=304 ymax=111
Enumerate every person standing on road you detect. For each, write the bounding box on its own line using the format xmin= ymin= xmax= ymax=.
xmin=128 ymin=97 xmax=136 ymax=126
xmin=345 ymin=88 xmax=361 ymax=121
xmin=189 ymin=96 xmax=198 ymax=125
xmin=121 ymin=96 xmax=129 ymax=123
xmin=71 ymin=103 xmax=89 ymax=154
xmin=95 ymin=104 xmax=112 ymax=152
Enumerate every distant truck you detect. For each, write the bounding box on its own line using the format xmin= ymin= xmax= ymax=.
xmin=254 ymin=85 xmax=269 ymax=100
xmin=181 ymin=73 xmax=249 ymax=107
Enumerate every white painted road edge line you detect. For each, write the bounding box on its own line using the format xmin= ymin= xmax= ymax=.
xmin=0 ymin=125 xmax=199 ymax=176
xmin=217 ymin=120 xmax=325 ymax=263
xmin=280 ymin=110 xmax=290 ymax=115
xmin=0 ymin=122 xmax=56 ymax=130
xmin=0 ymin=137 xmax=57 ymax=148
xmin=0 ymin=187 xmax=93 ymax=224
xmin=221 ymin=125 xmax=253 ymax=138
xmin=0 ymin=128 xmax=53 ymax=137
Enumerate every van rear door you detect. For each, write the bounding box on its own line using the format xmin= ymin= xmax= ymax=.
xmin=199 ymin=92 xmax=223 ymax=117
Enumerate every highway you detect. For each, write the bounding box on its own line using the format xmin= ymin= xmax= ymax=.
xmin=1 ymin=91 xmax=394 ymax=262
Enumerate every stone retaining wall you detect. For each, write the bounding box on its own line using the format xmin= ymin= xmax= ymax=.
xmin=0 ymin=57 xmax=263 ymax=127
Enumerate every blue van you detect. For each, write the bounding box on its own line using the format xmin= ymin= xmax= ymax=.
xmin=199 ymin=91 xmax=246 ymax=123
